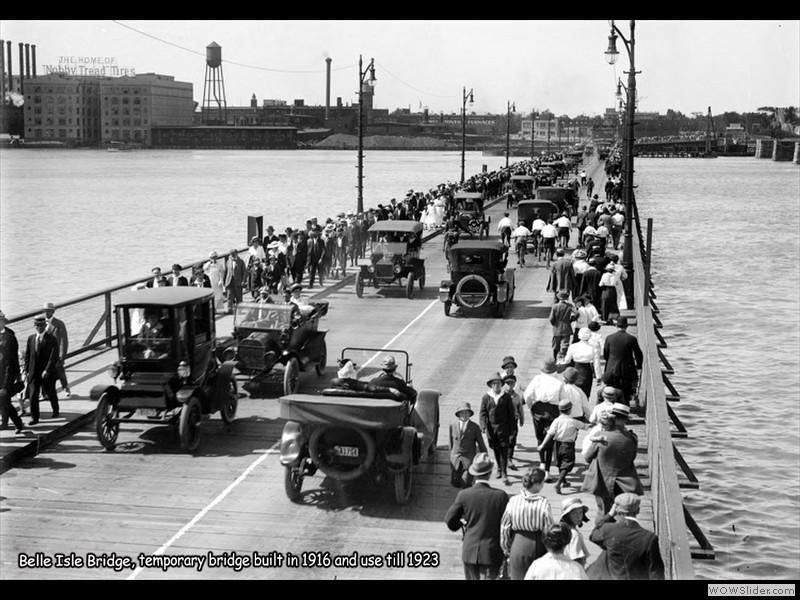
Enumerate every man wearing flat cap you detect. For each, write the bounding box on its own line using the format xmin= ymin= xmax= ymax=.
xmin=445 ymin=452 xmax=509 ymax=580
xmin=24 ymin=315 xmax=60 ymax=424
xmin=548 ymin=290 xmax=577 ymax=360
xmin=586 ymin=492 xmax=665 ymax=580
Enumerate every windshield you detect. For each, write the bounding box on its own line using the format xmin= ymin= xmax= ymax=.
xmin=119 ymin=305 xmax=183 ymax=361
xmin=370 ymin=241 xmax=407 ymax=257
xmin=234 ymin=302 xmax=295 ymax=329
xmin=339 ymin=348 xmax=410 ymax=384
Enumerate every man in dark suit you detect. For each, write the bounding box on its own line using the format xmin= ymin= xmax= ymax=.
xmin=43 ymin=301 xmax=71 ymax=396
xmin=1 ymin=310 xmax=26 ymax=433
xmin=168 ymin=263 xmax=189 ymax=287
xmin=548 ymin=291 xmax=577 ymax=359
xmin=445 ymin=452 xmax=509 ymax=580
xmin=449 ymin=402 xmax=487 ymax=488
xmin=603 ymin=316 xmax=643 ymax=405
xmin=24 ymin=315 xmax=60 ymax=424
xmin=587 ymin=492 xmax=665 ymax=580
xmin=369 ymin=355 xmax=416 ymax=402
xmin=146 ymin=266 xmax=168 ymax=288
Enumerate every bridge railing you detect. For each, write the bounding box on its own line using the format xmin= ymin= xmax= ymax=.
xmin=630 ymin=199 xmax=696 ymax=580
xmin=4 ymin=249 xmax=248 ymax=362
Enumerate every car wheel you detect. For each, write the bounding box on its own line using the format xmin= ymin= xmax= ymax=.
xmin=220 ymin=374 xmax=238 ymax=424
xmin=444 ymin=300 xmax=451 ymax=316
xmin=95 ymin=392 xmax=119 ymax=451
xmin=355 ymin=272 xmax=364 ymax=298
xmin=309 ymin=426 xmax=376 ymax=481
xmin=283 ymin=357 xmax=300 ymax=395
xmin=284 ymin=460 xmax=305 ymax=502
xmin=315 ymin=342 xmax=327 ymax=377
xmin=394 ymin=468 xmax=413 ymax=505
xmin=179 ymin=396 xmax=202 ymax=453
xmin=406 ymin=274 xmax=415 ymax=299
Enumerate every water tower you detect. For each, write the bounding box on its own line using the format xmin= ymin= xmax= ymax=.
xmin=202 ymin=41 xmax=227 ymax=125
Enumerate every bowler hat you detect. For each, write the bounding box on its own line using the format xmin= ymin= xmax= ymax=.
xmin=468 ymin=452 xmax=494 ymax=477
xmin=454 ymin=402 xmax=474 ymax=418
xmin=614 ymin=492 xmax=641 ymax=515
xmin=561 ymin=497 xmax=590 ymax=522
xmin=501 ymin=355 xmax=517 ymax=369
xmin=617 ymin=316 xmax=629 ymax=328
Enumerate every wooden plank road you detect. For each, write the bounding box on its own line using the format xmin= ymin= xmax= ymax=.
xmin=1 ymin=163 xmax=656 ymax=580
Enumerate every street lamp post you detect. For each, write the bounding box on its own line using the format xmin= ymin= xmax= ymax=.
xmin=530 ymin=109 xmax=536 ymax=159
xmin=460 ymin=86 xmax=474 ymax=183
xmin=506 ymin=101 xmax=515 ymax=168
xmin=605 ymin=19 xmax=637 ymax=308
xmin=357 ymin=55 xmax=376 ymax=215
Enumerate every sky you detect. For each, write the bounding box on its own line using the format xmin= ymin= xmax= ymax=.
xmin=1 ymin=20 xmax=798 ymax=118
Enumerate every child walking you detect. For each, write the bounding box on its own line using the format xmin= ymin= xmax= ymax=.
xmin=537 ymin=398 xmax=588 ymax=493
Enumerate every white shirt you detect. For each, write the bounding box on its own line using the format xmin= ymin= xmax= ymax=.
xmin=497 ymin=216 xmax=514 ymax=232
xmin=531 ymin=218 xmax=546 ymax=232
xmin=555 ymin=216 xmax=571 ymax=229
xmin=511 ymin=225 xmax=531 ymax=241
xmin=561 ymin=384 xmax=592 ymax=421
xmin=541 ymin=224 xmax=558 ymax=239
xmin=562 ymin=340 xmax=602 ymax=379
xmin=525 ymin=552 xmax=588 ymax=580
xmin=523 ymin=372 xmax=563 ymax=408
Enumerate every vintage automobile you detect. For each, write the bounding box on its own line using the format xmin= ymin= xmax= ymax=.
xmin=217 ymin=299 xmax=328 ymax=396
xmin=535 ymin=186 xmax=577 ymax=216
xmin=356 ymin=220 xmax=426 ymax=299
xmin=90 ymin=287 xmax=238 ymax=453
xmin=507 ymin=175 xmax=536 ymax=207
xmin=278 ymin=348 xmax=440 ymax=505
xmin=451 ymin=191 xmax=490 ymax=238
xmin=517 ymin=199 xmax=560 ymax=231
xmin=439 ymin=240 xmax=516 ymax=317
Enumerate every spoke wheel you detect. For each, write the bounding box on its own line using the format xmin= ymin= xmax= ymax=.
xmin=283 ymin=357 xmax=300 ymax=396
xmin=284 ymin=461 xmax=305 ymax=502
xmin=355 ymin=273 xmax=364 ymax=298
xmin=394 ymin=468 xmax=413 ymax=505
xmin=315 ymin=342 xmax=327 ymax=377
xmin=220 ymin=375 xmax=238 ymax=424
xmin=95 ymin=393 xmax=119 ymax=451
xmin=179 ymin=396 xmax=202 ymax=453
xmin=406 ymin=274 xmax=415 ymax=299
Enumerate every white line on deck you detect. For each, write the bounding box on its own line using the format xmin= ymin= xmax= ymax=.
xmin=128 ymin=298 xmax=437 ymax=579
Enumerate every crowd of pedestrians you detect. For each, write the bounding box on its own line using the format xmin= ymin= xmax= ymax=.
xmin=445 ymin=158 xmax=660 ymax=581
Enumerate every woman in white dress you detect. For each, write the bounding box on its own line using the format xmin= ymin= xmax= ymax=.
xmin=423 ymin=201 xmax=438 ymax=230
xmin=609 ymin=254 xmax=628 ymax=311
xmin=433 ymin=195 xmax=445 ymax=228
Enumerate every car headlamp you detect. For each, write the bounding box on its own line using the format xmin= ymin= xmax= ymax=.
xmin=367 ymin=265 xmax=375 ymax=273
xmin=177 ymin=360 xmax=191 ymax=379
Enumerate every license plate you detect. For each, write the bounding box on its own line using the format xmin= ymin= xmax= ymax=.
xmin=138 ymin=408 xmax=158 ymax=417
xmin=334 ymin=446 xmax=359 ymax=457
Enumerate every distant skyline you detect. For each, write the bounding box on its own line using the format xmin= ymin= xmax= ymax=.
xmin=1 ymin=20 xmax=798 ymax=117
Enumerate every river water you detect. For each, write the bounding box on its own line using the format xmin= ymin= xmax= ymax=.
xmin=1 ymin=149 xmax=798 ymax=580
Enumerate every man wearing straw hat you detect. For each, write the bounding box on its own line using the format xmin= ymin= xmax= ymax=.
xmin=449 ymin=402 xmax=487 ymax=488
xmin=445 ymin=452 xmax=509 ymax=580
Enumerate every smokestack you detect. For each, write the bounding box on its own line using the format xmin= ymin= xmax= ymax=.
xmin=18 ymin=42 xmax=23 ymax=95
xmin=325 ymin=57 xmax=331 ymax=121
xmin=0 ymin=40 xmax=5 ymax=102
xmin=6 ymin=41 xmax=12 ymax=99
xmin=24 ymin=43 xmax=30 ymax=79
xmin=31 ymin=44 xmax=36 ymax=78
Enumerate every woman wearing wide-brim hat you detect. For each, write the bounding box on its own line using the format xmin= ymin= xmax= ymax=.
xmin=479 ymin=372 xmax=516 ymax=484
xmin=449 ymin=401 xmax=487 ymax=489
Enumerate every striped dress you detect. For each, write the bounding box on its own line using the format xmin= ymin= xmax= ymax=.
xmin=500 ymin=490 xmax=554 ymax=580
